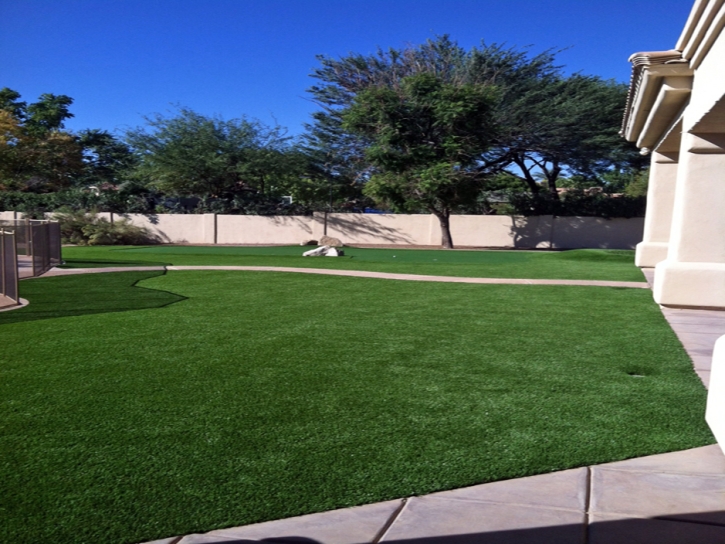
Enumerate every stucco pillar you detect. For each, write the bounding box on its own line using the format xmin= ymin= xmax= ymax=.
xmin=707 ymin=335 xmax=725 ymax=452
xmin=635 ymin=151 xmax=679 ymax=267
xmin=653 ymin=132 xmax=725 ymax=308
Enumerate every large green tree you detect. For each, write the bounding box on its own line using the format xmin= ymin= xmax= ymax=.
xmin=307 ymin=37 xmax=643 ymax=204
xmin=125 ymin=108 xmax=297 ymax=198
xmin=342 ymin=73 xmax=497 ymax=248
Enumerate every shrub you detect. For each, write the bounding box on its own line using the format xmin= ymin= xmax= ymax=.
xmin=53 ymin=209 xmax=158 ymax=245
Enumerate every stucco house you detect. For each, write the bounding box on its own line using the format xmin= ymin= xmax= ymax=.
xmin=622 ymin=0 xmax=725 ymax=448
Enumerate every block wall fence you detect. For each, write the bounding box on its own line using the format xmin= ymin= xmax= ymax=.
xmin=0 ymin=211 xmax=644 ymax=249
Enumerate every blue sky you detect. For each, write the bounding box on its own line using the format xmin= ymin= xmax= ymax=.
xmin=1 ymin=0 xmax=694 ymax=137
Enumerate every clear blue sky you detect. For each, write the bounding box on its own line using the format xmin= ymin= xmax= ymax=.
xmin=1 ymin=0 xmax=694 ymax=137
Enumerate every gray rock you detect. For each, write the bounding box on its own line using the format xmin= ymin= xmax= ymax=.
xmin=319 ymin=235 xmax=343 ymax=247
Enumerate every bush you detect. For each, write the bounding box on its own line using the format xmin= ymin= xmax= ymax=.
xmin=54 ymin=209 xmax=158 ymax=245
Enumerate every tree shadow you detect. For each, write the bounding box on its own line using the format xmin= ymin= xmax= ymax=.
xmin=60 ymin=258 xmax=173 ymax=268
xmin=324 ymin=213 xmax=416 ymax=244
xmin=508 ymin=215 xmax=555 ymax=249
xmin=0 ymin=270 xmax=186 ymax=326
xmin=269 ymin=215 xmax=314 ymax=235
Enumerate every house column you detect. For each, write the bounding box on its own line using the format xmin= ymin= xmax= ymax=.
xmin=653 ymin=132 xmax=725 ymax=308
xmin=635 ymin=151 xmax=679 ymax=267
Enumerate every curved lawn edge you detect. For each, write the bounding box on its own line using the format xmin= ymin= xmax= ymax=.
xmin=40 ymin=265 xmax=650 ymax=288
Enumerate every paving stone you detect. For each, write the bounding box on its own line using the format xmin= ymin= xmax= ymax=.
xmin=591 ymin=466 xmax=725 ymax=524
xmin=697 ymin=369 xmax=711 ymax=388
xmin=177 ymin=535 xmax=257 ymax=543
xmin=598 ymin=445 xmax=725 ymax=474
xmin=690 ymin=354 xmax=713 ymax=370
xmin=662 ymin=310 xmax=725 ymax=323
xmin=425 ymin=467 xmax=587 ymax=511
xmin=589 ymin=512 xmax=725 ymax=544
xmin=381 ymin=496 xmax=585 ymax=543
xmin=674 ymin=332 xmax=723 ymax=349
xmin=669 ymin=322 xmax=725 ymax=334
xmin=205 ymin=500 xmax=402 ymax=543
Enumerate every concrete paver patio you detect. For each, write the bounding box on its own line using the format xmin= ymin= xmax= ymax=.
xmin=31 ymin=264 xmax=725 ymax=543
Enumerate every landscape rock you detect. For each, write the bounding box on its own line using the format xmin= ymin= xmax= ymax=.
xmin=300 ymin=239 xmax=318 ymax=246
xmin=319 ymin=235 xmax=343 ymax=247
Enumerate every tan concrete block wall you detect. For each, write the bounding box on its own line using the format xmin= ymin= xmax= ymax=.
xmin=2 ymin=211 xmax=645 ymax=249
xmin=0 ymin=211 xmax=19 ymax=221
xmin=320 ymin=213 xmax=435 ymax=245
xmin=551 ymin=217 xmax=645 ymax=249
xmin=119 ymin=213 xmax=209 ymax=244
xmin=217 ymin=215 xmax=316 ymax=245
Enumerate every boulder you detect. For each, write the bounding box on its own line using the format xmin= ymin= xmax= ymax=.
xmin=300 ymin=239 xmax=318 ymax=246
xmin=319 ymin=235 xmax=343 ymax=247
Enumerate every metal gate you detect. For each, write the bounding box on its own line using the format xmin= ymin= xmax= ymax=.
xmin=0 ymin=229 xmax=19 ymax=306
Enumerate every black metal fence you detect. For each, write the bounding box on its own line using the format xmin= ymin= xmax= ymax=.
xmin=0 ymin=229 xmax=19 ymax=305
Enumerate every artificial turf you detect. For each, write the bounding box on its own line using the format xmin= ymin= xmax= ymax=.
xmin=0 ymin=269 xmax=712 ymax=544
xmin=59 ymin=245 xmax=646 ymax=282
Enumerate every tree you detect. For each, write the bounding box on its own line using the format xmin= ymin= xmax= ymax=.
xmin=342 ymin=73 xmax=497 ymax=248
xmin=482 ymin=74 xmax=644 ymax=197
xmin=125 ymin=108 xmax=294 ymax=198
xmin=307 ymin=36 xmax=644 ymax=206
xmin=77 ymin=129 xmax=138 ymax=187
xmin=0 ymin=88 xmax=83 ymax=191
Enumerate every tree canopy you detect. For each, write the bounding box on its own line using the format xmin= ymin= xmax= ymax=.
xmin=124 ymin=108 xmax=296 ymax=198
xmin=0 ymin=88 xmax=83 ymax=192
xmin=342 ymin=73 xmax=498 ymax=247
xmin=307 ymin=36 xmax=643 ymax=208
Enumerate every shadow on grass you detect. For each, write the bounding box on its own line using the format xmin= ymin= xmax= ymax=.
xmin=0 ymin=270 xmax=186 ymax=326
xmin=60 ymin=258 xmax=173 ymax=268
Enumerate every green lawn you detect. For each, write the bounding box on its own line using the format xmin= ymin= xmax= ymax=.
xmin=0 ymin=266 xmax=712 ymax=544
xmin=60 ymin=245 xmax=646 ymax=281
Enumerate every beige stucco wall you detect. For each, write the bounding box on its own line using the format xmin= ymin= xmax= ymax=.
xmin=321 ymin=213 xmax=435 ymax=245
xmin=93 ymin=212 xmax=643 ymax=249
xmin=3 ymin=211 xmax=644 ymax=248
xmin=217 ymin=215 xmax=316 ymax=245
xmin=551 ymin=217 xmax=645 ymax=250
xmin=120 ymin=213 xmax=212 ymax=244
xmin=0 ymin=211 xmax=19 ymax=221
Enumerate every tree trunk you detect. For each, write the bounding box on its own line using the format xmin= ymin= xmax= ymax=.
xmin=433 ymin=209 xmax=454 ymax=249
xmin=546 ymin=163 xmax=561 ymax=199
xmin=512 ymin=154 xmax=540 ymax=194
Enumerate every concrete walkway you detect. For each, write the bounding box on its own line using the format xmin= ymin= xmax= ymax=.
xmin=32 ymin=265 xmax=725 ymax=543
xmin=147 ymin=445 xmax=725 ymax=544
xmin=42 ymin=264 xmax=650 ymax=289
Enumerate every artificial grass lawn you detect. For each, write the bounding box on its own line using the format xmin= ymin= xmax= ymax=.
xmin=0 ymin=270 xmax=712 ymax=543
xmin=60 ymin=244 xmax=646 ymax=282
